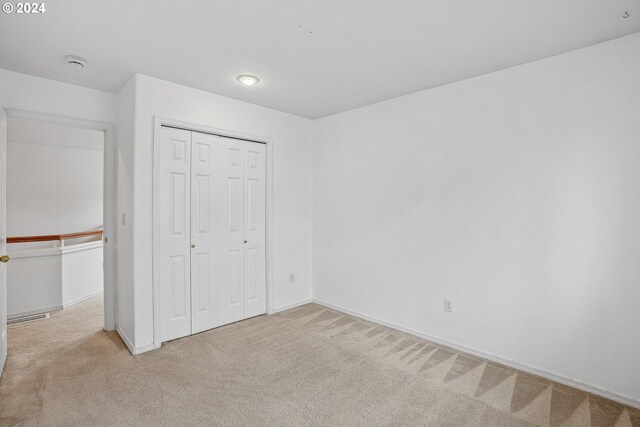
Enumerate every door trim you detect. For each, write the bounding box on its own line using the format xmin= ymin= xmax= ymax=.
xmin=2 ymin=108 xmax=117 ymax=332
xmin=152 ymin=117 xmax=274 ymax=349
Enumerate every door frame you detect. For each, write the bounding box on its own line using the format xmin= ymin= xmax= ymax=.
xmin=2 ymin=108 xmax=117 ymax=332
xmin=152 ymin=117 xmax=274 ymax=348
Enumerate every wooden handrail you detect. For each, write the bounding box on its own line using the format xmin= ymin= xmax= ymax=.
xmin=7 ymin=230 xmax=103 ymax=244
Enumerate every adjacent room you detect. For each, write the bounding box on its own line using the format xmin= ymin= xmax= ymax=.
xmin=5 ymin=117 xmax=105 ymax=325
xmin=0 ymin=1 xmax=639 ymax=426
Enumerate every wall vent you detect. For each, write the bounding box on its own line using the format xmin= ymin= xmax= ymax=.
xmin=8 ymin=312 xmax=50 ymax=326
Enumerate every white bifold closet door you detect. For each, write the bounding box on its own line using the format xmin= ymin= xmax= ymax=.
xmin=158 ymin=126 xmax=266 ymax=343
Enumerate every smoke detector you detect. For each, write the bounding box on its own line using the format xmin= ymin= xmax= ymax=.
xmin=65 ymin=55 xmax=87 ymax=68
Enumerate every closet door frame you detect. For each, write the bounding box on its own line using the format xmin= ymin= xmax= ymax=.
xmin=152 ymin=117 xmax=274 ymax=349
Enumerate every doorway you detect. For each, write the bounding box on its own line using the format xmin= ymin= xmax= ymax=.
xmin=0 ymin=109 xmax=116 ymax=348
xmin=5 ymin=117 xmax=106 ymax=325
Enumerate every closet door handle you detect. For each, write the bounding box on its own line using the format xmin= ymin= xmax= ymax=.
xmin=244 ymin=240 xmax=247 ymax=244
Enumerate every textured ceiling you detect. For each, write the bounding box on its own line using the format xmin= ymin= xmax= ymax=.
xmin=1 ymin=0 xmax=639 ymax=118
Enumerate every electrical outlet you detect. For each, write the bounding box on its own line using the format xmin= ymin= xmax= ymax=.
xmin=444 ymin=298 xmax=453 ymax=313
xmin=289 ymin=273 xmax=295 ymax=283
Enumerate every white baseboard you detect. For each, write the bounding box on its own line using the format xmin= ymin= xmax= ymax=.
xmin=269 ymin=298 xmax=313 ymax=314
xmin=116 ymin=326 xmax=135 ymax=355
xmin=8 ymin=305 xmax=62 ymax=320
xmin=313 ymin=298 xmax=640 ymax=410
xmin=63 ymin=289 xmax=103 ymax=309
xmin=116 ymin=326 xmax=160 ymax=356
xmin=134 ymin=342 xmax=160 ymax=355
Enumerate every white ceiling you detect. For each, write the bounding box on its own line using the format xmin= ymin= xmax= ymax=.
xmin=1 ymin=0 xmax=639 ymax=119
xmin=7 ymin=118 xmax=104 ymax=151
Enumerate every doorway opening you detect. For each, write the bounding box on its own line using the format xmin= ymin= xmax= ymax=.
xmin=5 ymin=117 xmax=105 ymax=327
xmin=0 ymin=109 xmax=117 ymax=348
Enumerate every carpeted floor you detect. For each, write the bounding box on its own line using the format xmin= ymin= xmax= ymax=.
xmin=0 ymin=296 xmax=637 ymax=426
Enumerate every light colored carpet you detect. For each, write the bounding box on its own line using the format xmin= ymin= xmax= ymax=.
xmin=0 ymin=296 xmax=637 ymax=426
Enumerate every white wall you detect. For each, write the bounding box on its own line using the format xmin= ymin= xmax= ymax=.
xmin=126 ymin=75 xmax=314 ymax=351
xmin=62 ymin=244 xmax=103 ymax=307
xmin=313 ymin=33 xmax=640 ymax=404
xmin=7 ymin=140 xmax=103 ymax=237
xmin=8 ymin=243 xmax=103 ymax=317
xmin=115 ymin=76 xmax=136 ymax=344
xmin=7 ymin=253 xmax=61 ymax=316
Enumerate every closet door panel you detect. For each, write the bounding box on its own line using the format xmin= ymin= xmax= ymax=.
xmin=212 ymin=137 xmax=245 ymax=325
xmin=158 ymin=128 xmax=267 ymax=342
xmin=190 ymin=132 xmax=219 ymax=333
xmin=158 ymin=127 xmax=192 ymax=342
xmin=243 ymin=142 xmax=266 ymax=318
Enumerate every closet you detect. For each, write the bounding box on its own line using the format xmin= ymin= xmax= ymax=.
xmin=157 ymin=126 xmax=266 ymax=342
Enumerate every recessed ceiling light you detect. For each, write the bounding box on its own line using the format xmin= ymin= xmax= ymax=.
xmin=236 ymin=74 xmax=260 ymax=86
xmin=65 ymin=55 xmax=87 ymax=68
